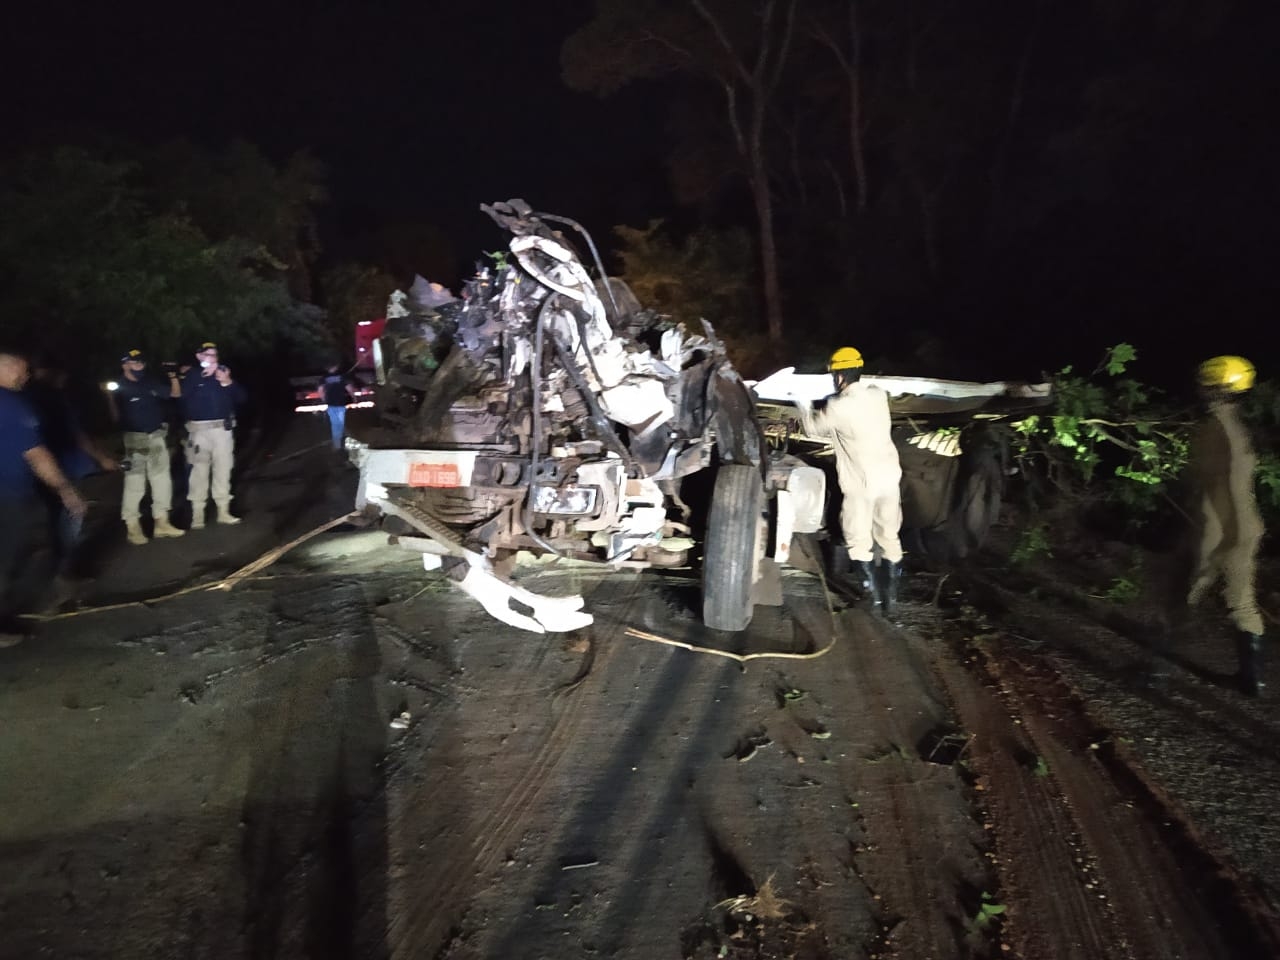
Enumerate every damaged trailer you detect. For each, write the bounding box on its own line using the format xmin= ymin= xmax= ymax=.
xmin=348 ymin=200 xmax=825 ymax=634
xmin=751 ymin=368 xmax=1053 ymax=567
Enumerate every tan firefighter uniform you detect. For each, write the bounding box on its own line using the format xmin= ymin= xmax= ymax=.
xmin=1187 ymin=398 xmax=1265 ymax=635
xmin=799 ymin=381 xmax=904 ymax=563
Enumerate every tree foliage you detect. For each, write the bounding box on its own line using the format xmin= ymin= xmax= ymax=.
xmin=0 ymin=145 xmax=331 ymax=373
xmin=320 ymin=263 xmax=398 ymax=360
xmin=565 ymin=0 xmax=796 ymax=347
xmin=610 ymin=220 xmax=771 ymax=374
xmin=563 ymin=2 xmax=1277 ymax=375
xmin=1012 ymin=344 xmax=1280 ymax=535
xmin=147 ymin=139 xmax=328 ymax=300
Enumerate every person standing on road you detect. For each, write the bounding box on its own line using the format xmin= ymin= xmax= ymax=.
xmin=321 ymin=363 xmax=354 ymax=452
xmin=179 ymin=341 xmax=245 ymax=529
xmin=0 ymin=349 xmax=87 ymax=646
xmin=26 ymin=358 xmax=117 ymax=601
xmin=793 ymin=347 xmax=905 ymax=613
xmin=1186 ymin=355 xmax=1267 ymax=696
xmin=110 ymin=349 xmax=184 ymax=545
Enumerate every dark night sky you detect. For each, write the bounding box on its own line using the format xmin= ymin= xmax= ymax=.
xmin=5 ymin=0 xmax=1279 ymax=381
xmin=5 ymin=0 xmax=674 ymax=266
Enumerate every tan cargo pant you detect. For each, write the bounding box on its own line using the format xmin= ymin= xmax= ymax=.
xmin=121 ymin=429 xmax=173 ymax=523
xmin=1188 ymin=519 xmax=1264 ymax=635
xmin=185 ymin=420 xmax=235 ymax=513
xmin=838 ymin=467 xmax=905 ymax=564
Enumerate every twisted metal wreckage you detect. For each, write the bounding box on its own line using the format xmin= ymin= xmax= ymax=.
xmin=348 ymin=200 xmax=826 ymax=634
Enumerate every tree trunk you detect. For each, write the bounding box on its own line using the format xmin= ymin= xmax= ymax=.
xmin=750 ymin=159 xmax=785 ymax=346
xmin=986 ymin=0 xmax=1046 ymax=252
xmin=849 ymin=0 xmax=868 ymax=211
xmin=914 ymin=176 xmax=940 ymax=279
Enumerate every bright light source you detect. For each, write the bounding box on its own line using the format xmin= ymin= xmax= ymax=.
xmin=294 ymin=400 xmax=376 ymax=414
xmin=357 ymin=320 xmax=373 ymax=326
xmin=105 ymin=381 xmax=119 ymax=392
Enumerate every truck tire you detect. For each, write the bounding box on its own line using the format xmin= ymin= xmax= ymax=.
xmin=702 ymin=464 xmax=765 ymax=632
xmin=952 ymin=444 xmax=1003 ymax=557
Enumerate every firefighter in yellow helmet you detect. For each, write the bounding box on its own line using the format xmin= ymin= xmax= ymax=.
xmin=1186 ymin=355 xmax=1266 ymax=695
xmin=794 ymin=347 xmax=904 ymax=612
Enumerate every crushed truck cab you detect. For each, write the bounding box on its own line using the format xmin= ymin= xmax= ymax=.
xmin=348 ymin=200 xmax=824 ymax=633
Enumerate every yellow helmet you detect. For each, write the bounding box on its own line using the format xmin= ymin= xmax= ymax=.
xmin=1198 ymin=355 xmax=1255 ymax=393
xmin=828 ymin=347 xmax=865 ymax=372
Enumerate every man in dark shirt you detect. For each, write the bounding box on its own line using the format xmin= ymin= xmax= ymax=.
xmin=0 ymin=349 xmax=87 ymax=645
xmin=179 ymin=341 xmax=246 ymax=528
xmin=111 ymin=348 xmax=184 ymax=544
xmin=321 ymin=364 xmax=354 ymax=451
xmin=25 ymin=358 xmax=116 ymax=594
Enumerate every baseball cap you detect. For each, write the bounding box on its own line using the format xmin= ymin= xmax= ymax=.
xmin=198 ymin=341 xmax=218 ymax=352
xmin=121 ymin=348 xmax=146 ymax=363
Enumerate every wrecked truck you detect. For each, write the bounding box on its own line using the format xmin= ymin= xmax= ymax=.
xmin=348 ymin=200 xmax=826 ymax=634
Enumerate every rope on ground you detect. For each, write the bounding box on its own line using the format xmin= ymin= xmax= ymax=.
xmin=622 ymin=537 xmax=844 ymax=665
xmin=213 ymin=512 xmax=360 ymax=591
xmin=622 ymin=626 xmax=836 ymax=663
xmin=26 ymin=512 xmax=361 ymax=622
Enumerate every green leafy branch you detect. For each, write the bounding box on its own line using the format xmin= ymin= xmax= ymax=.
xmin=1012 ymin=344 xmax=1193 ymax=521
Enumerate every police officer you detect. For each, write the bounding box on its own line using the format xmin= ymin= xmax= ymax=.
xmin=112 ymin=348 xmax=184 ymax=544
xmin=179 ymin=341 xmax=245 ymax=528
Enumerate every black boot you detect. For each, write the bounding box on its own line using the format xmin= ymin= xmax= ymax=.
xmin=879 ymin=561 xmax=903 ymax=616
xmin=1141 ymin=629 xmax=1173 ymax=685
xmin=856 ymin=560 xmax=878 ymax=605
xmin=830 ymin=545 xmax=852 ymax=578
xmin=1236 ymin=631 xmax=1265 ymax=697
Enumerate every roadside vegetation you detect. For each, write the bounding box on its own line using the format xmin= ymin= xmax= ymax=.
xmin=1001 ymin=343 xmax=1280 ymax=602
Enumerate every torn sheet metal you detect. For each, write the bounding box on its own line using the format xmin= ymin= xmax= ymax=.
xmin=351 ymin=199 xmax=783 ymax=633
xmin=750 ymin=366 xmax=1052 ymax=405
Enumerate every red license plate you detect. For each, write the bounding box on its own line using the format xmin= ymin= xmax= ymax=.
xmin=408 ymin=462 xmax=462 ymax=488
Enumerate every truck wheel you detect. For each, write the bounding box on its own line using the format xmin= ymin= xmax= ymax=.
xmin=955 ymin=456 xmax=1002 ymax=556
xmin=703 ymin=464 xmax=765 ymax=632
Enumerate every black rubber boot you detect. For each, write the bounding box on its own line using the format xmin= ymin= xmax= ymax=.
xmin=1141 ymin=632 xmax=1172 ymax=685
xmin=877 ymin=561 xmax=902 ymax=616
xmin=830 ymin=545 xmax=852 ymax=579
xmin=856 ymin=560 xmax=878 ymax=605
xmin=1236 ymin=631 xmax=1265 ymax=697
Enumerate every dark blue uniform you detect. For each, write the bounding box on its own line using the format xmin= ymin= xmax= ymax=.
xmin=322 ymin=373 xmax=350 ymax=407
xmin=1 ymin=387 xmax=44 ymax=627
xmin=0 ymin=387 xmax=41 ymax=499
xmin=116 ymin=376 xmax=172 ymax=433
xmin=179 ymin=369 xmax=245 ymax=422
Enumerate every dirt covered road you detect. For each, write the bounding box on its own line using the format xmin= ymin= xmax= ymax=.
xmin=2 ymin=417 xmax=1279 ymax=960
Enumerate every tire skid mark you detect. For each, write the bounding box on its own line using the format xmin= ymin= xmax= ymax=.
xmin=937 ymin=654 xmax=1122 ymax=960
xmin=1023 ymin=711 xmax=1229 ymax=960
xmin=384 ymin=575 xmax=643 ymax=959
xmin=968 ymin=573 xmax=1280 ymax=955
xmin=841 ymin=610 xmax=984 ymax=959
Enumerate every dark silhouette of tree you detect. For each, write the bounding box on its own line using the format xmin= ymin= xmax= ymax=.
xmin=564 ymin=0 xmax=797 ymax=348
xmin=148 ymin=140 xmax=328 ymax=301
xmin=0 ymin=146 xmax=330 ymax=368
xmin=320 ymin=263 xmax=397 ymax=358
